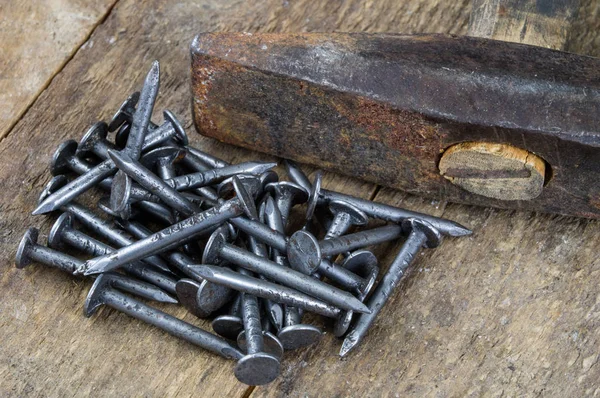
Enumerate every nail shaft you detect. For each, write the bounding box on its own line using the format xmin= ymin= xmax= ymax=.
xmin=215 ymin=242 xmax=369 ymax=314
xmin=85 ymin=278 xmax=243 ymax=360
xmin=340 ymin=220 xmax=441 ymax=357
xmin=191 ymin=265 xmax=341 ymax=318
xmin=84 ymin=197 xmax=247 ymax=274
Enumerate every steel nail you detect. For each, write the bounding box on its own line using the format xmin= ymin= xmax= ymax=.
xmin=324 ymin=200 xmax=368 ymax=241
xmin=108 ymin=91 xmax=140 ymax=132
xmin=288 ymin=225 xmax=403 ymax=274
xmin=242 ymin=199 xmax=284 ymax=332
xmin=82 ymin=177 xmax=255 ymax=274
xmin=186 ymin=146 xmax=230 ymax=169
xmin=108 ymin=149 xmax=201 ymax=217
xmin=233 ymin=272 xmax=281 ymax=385
xmin=46 ymin=214 xmax=178 ymax=295
xmin=340 ymin=219 xmax=442 ymax=357
xmin=111 ymin=61 xmax=161 ymax=217
xmin=283 ymin=160 xmax=471 ymax=237
xmin=177 ymin=149 xmax=220 ymax=202
xmin=191 ymin=265 xmax=342 ymax=319
xmin=33 ymin=112 xmax=188 ymax=215
xmin=17 ymin=225 xmax=176 ymax=303
xmin=302 ymin=171 xmax=322 ymax=230
xmin=264 ymin=195 xmax=322 ymax=349
xmin=236 ymin=329 xmax=283 ymax=360
xmin=84 ymin=275 xmax=243 ymax=360
xmin=51 ymin=140 xmax=96 ymax=176
xmin=140 ymin=146 xmax=184 ymax=180
xmin=201 ymin=232 xmax=370 ymax=314
xmin=98 ymin=197 xmax=176 ymax=225
xmin=212 ymin=294 xmax=244 ymax=340
xmin=76 ymin=122 xmax=115 ymax=159
xmin=166 ymin=161 xmax=278 ymax=192
xmin=264 ymin=182 xmax=308 ymax=227
xmin=282 ymin=159 xmax=313 ymax=194
xmin=123 ymin=60 xmax=160 ymax=160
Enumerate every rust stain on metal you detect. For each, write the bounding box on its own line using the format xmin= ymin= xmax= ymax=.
xmin=190 ymin=32 xmax=600 ymax=218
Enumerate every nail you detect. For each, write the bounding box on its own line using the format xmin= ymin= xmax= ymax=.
xmin=283 ymin=159 xmax=313 ymax=194
xmin=236 ymin=328 xmax=284 ymax=360
xmin=98 ymin=197 xmax=176 ymax=225
xmin=191 ymin=265 xmax=342 ymax=319
xmin=140 ymin=146 xmax=184 ymax=180
xmin=288 ymin=225 xmax=403 ymax=274
xmin=201 ymin=232 xmax=370 ymax=314
xmin=84 ymin=275 xmax=243 ymax=360
xmin=234 ymin=315 xmax=282 ymax=385
xmin=339 ymin=249 xmax=379 ymax=301
xmin=17 ymin=225 xmax=176 ymax=303
xmin=108 ymin=91 xmax=140 ymax=132
xmin=264 ymin=195 xmax=322 ymax=349
xmin=51 ymin=140 xmax=95 ymax=176
xmin=119 ymin=220 xmax=233 ymax=317
xmin=303 ymin=171 xmax=322 ymax=230
xmin=264 ymin=182 xmax=308 ymax=227
xmin=111 ymin=61 xmax=161 ymax=218
xmin=212 ymin=294 xmax=244 ymax=340
xmin=186 ymin=146 xmax=230 ymax=169
xmin=46 ymin=213 xmax=178 ymax=295
xmin=274 ymin=254 xmax=323 ymax=348
xmin=167 ymin=161 xmax=278 ymax=191
xmin=340 ymin=219 xmax=442 ymax=357
xmin=108 ymin=149 xmax=201 ymax=216
xmin=283 ymin=160 xmax=471 ymax=237
xmin=178 ymin=149 xmax=220 ymax=202
xmin=243 ymin=199 xmax=284 ymax=332
xmin=323 ymin=200 xmax=368 ymax=241
xmin=33 ymin=112 xmax=187 ymax=215
xmin=321 ymin=190 xmax=471 ymax=237
xmin=83 ymin=177 xmax=255 ymax=274
xmin=76 ymin=121 xmax=115 ymax=159
xmin=233 ymin=272 xmax=281 ymax=385
xmin=124 ymin=60 xmax=160 ymax=160
xmin=38 ymin=176 xmax=173 ymax=275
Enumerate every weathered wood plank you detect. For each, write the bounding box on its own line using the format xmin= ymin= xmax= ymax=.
xmin=469 ymin=0 xmax=580 ymax=49
xmin=257 ymin=195 xmax=600 ymax=397
xmin=0 ymin=0 xmax=117 ymax=140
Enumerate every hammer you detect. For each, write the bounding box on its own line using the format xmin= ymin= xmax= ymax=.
xmin=190 ymin=0 xmax=600 ymax=218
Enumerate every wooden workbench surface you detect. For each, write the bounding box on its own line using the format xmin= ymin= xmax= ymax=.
xmin=1 ymin=1 xmax=599 ymax=396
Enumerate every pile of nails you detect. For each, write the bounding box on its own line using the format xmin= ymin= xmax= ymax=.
xmin=16 ymin=61 xmax=472 ymax=386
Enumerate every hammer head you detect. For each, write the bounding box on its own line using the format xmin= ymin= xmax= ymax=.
xmin=191 ymin=32 xmax=600 ymax=219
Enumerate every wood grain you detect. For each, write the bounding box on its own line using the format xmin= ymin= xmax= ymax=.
xmin=469 ymin=0 xmax=580 ymax=49
xmin=438 ymin=142 xmax=546 ymax=201
xmin=0 ymin=0 xmax=118 ymax=140
xmin=1 ymin=0 xmax=598 ymax=396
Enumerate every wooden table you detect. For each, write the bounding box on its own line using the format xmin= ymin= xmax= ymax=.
xmin=1 ymin=1 xmax=599 ymax=396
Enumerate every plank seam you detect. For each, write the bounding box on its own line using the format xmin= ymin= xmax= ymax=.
xmin=241 ymin=385 xmax=256 ymax=398
xmin=0 ymin=0 xmax=122 ymax=146
xmin=369 ymin=185 xmax=382 ymax=202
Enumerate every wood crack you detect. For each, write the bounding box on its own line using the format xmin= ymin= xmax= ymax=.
xmin=0 ymin=0 xmax=122 ymax=145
